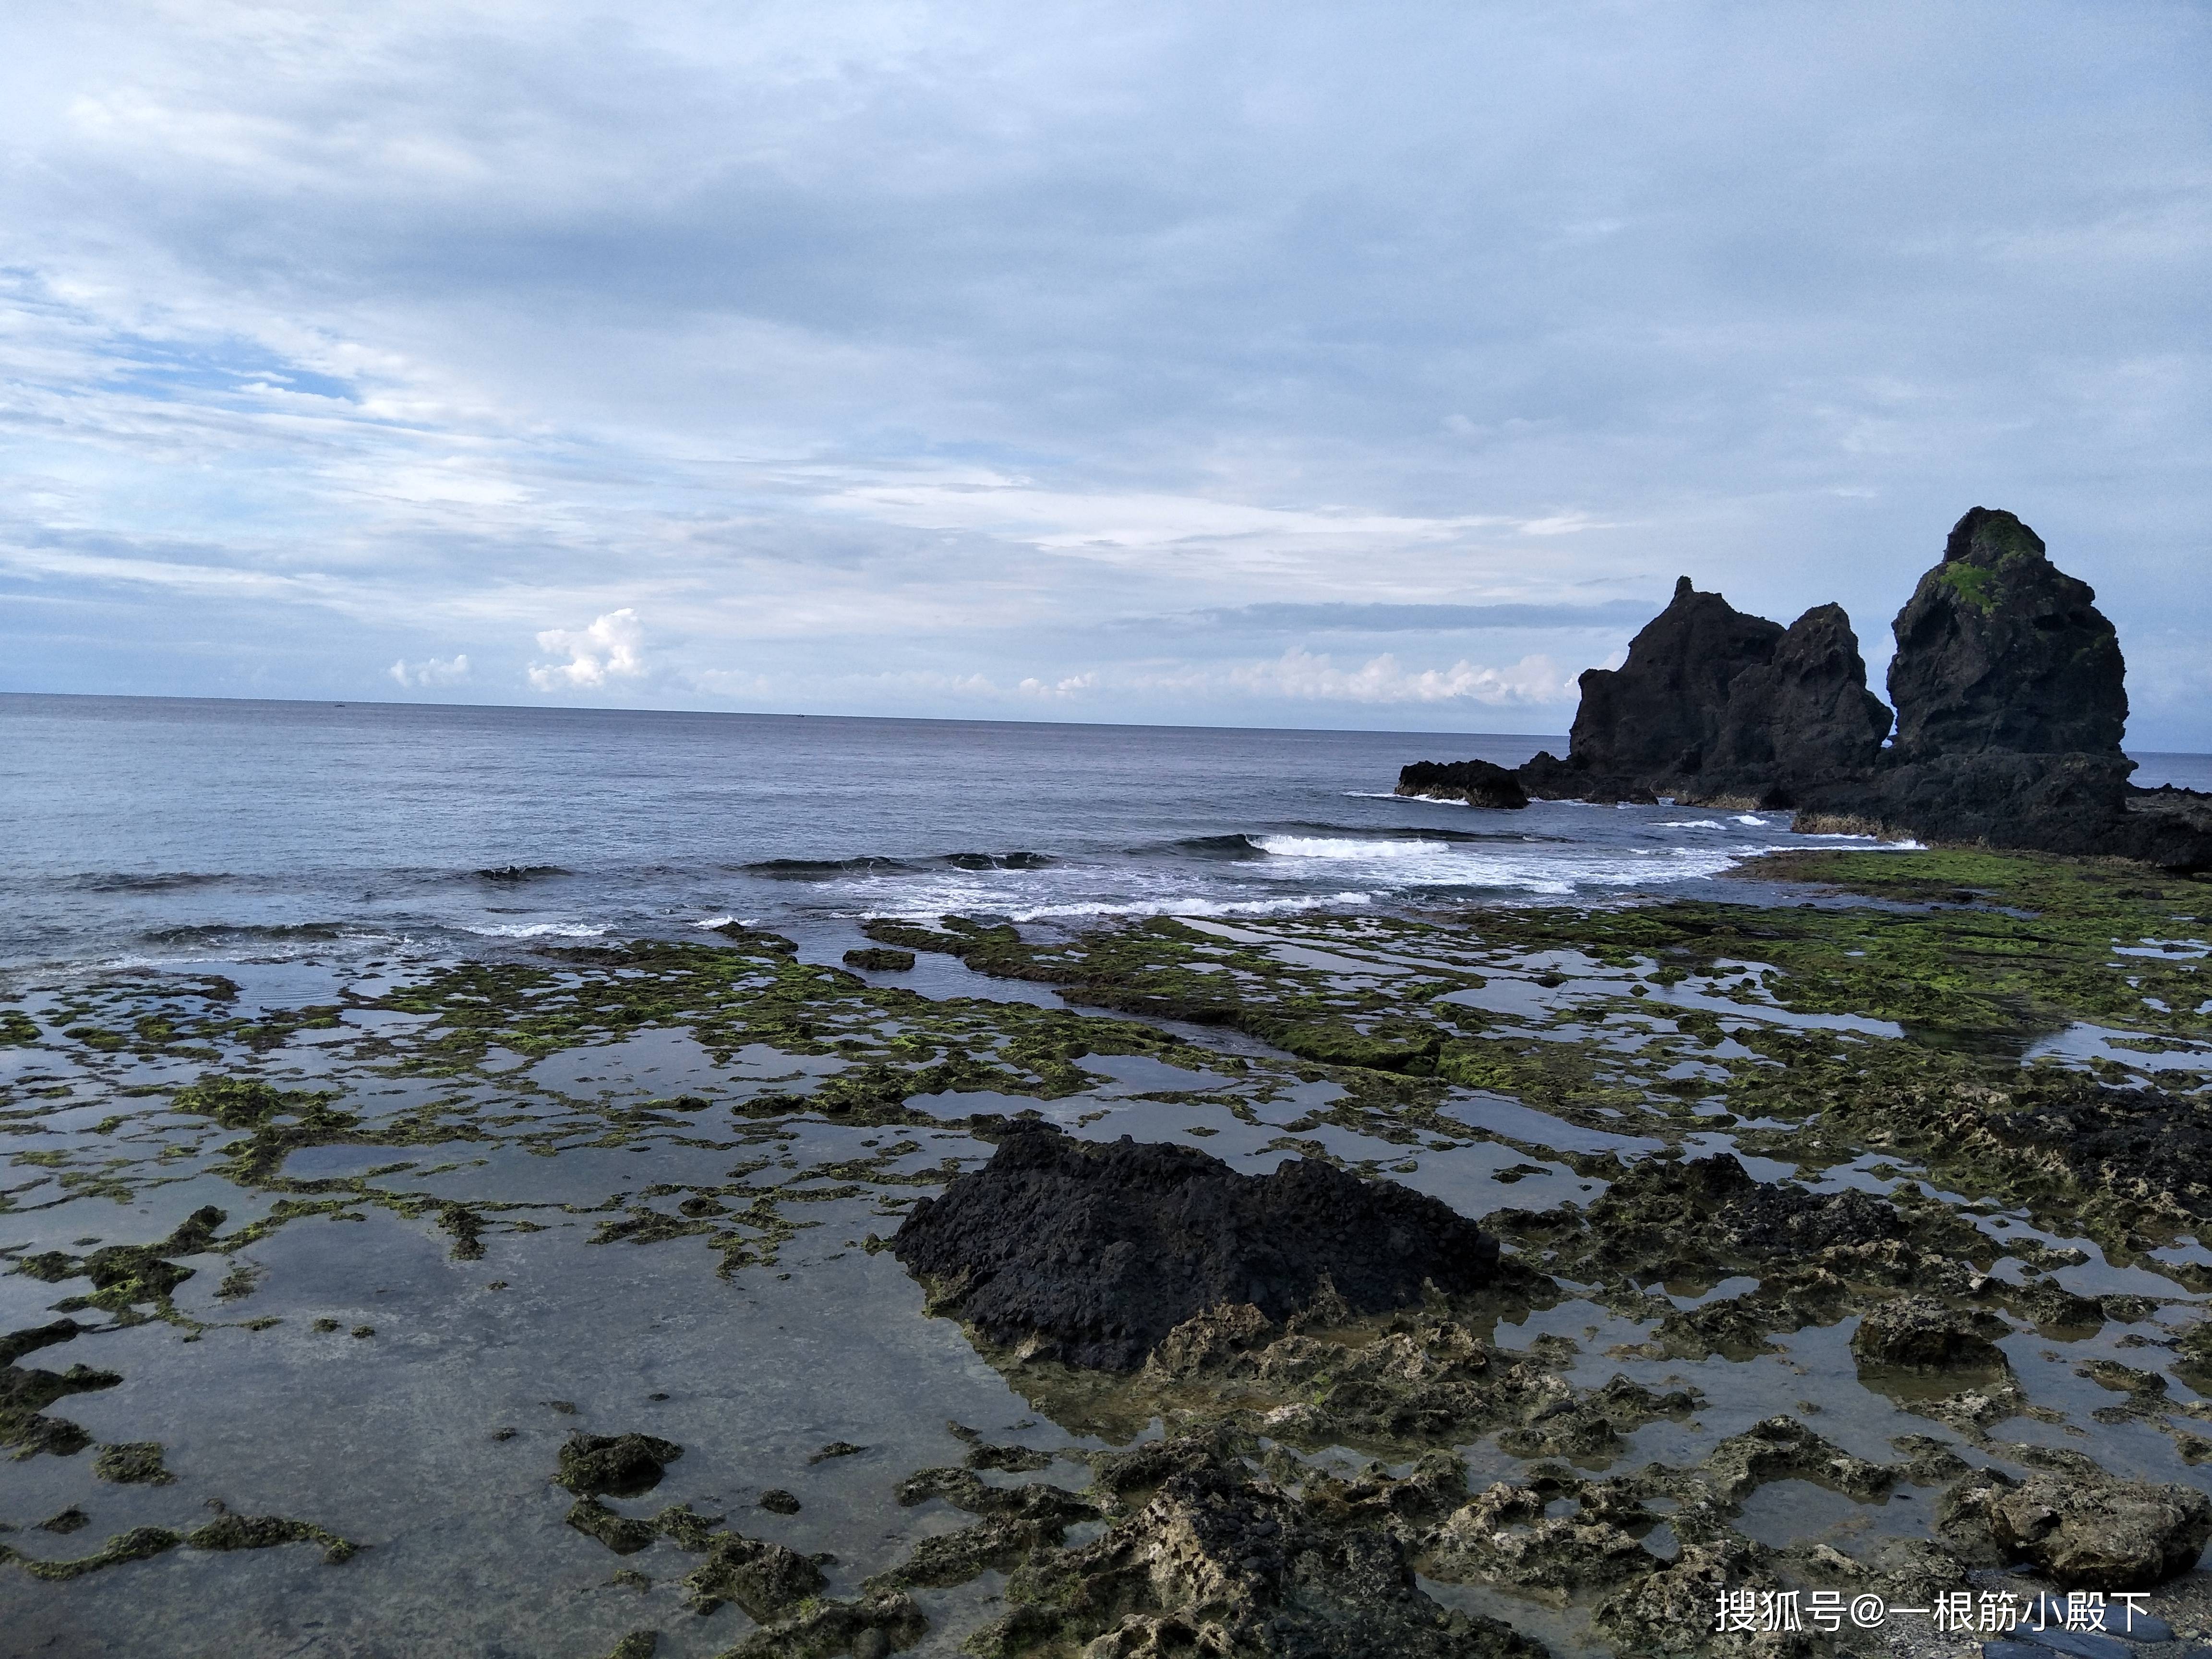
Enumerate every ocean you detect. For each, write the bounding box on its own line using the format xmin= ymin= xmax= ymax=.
xmin=23 ymin=692 xmax=2200 ymax=975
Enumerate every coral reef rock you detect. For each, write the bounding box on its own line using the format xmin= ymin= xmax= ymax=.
xmin=970 ymin=1431 xmax=1545 ymax=1659
xmin=891 ymin=1127 xmax=1502 ymax=1370
xmin=1946 ymin=1467 xmax=2212 ymax=1589
xmin=1848 ymin=1295 xmax=2008 ymax=1372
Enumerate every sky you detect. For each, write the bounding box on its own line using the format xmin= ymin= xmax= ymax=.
xmin=1 ymin=1 xmax=2207 ymax=745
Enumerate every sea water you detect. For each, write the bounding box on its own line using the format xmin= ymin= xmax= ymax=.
xmin=0 ymin=693 xmax=2012 ymax=973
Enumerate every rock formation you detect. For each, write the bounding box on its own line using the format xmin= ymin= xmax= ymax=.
xmin=1456 ymin=581 xmax=1889 ymax=808
xmin=1567 ymin=577 xmax=1787 ymax=793
xmin=1707 ymin=601 xmax=1893 ymax=793
xmin=1944 ymin=1464 xmax=2212 ymax=1590
xmin=890 ymin=1127 xmax=1501 ymax=1371
xmin=1399 ymin=506 xmax=2212 ymax=868
xmin=1887 ymin=507 xmax=2127 ymax=761
xmin=1395 ymin=757 xmax=1528 ymax=809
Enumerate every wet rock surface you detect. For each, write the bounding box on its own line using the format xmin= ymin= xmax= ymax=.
xmin=968 ymin=1429 xmax=1544 ymax=1659
xmin=1851 ymin=1295 xmax=2011 ymax=1373
xmin=890 ymin=1127 xmax=1503 ymax=1370
xmin=1947 ymin=1467 xmax=2212 ymax=1589
xmin=558 ymin=1431 xmax=685 ymax=1497
xmin=2 ymin=844 xmax=2210 ymax=1658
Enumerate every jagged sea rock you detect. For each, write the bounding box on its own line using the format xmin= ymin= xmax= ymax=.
xmin=1510 ymin=580 xmax=1891 ymax=807
xmin=1427 ymin=1481 xmax=1657 ymax=1590
xmin=1887 ymin=507 xmax=2128 ymax=762
xmin=970 ymin=1433 xmax=1546 ymax=1659
xmin=1565 ymin=577 xmax=1786 ymax=793
xmin=1395 ymin=758 xmax=1529 ymax=809
xmin=890 ymin=1128 xmax=1502 ymax=1371
xmin=1466 ymin=506 xmax=2211 ymax=866
xmin=1703 ymin=601 xmax=1892 ymax=795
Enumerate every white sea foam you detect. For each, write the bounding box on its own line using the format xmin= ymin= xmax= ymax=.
xmin=1343 ymin=790 xmax=1467 ymax=807
xmin=1256 ymin=835 xmax=1448 ymax=860
xmin=466 ymin=922 xmax=609 ymax=938
xmin=790 ymin=809 xmax=1919 ymax=931
xmin=1009 ymin=891 xmax=1378 ymax=922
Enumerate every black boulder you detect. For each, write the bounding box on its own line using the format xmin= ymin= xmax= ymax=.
xmin=891 ymin=1129 xmax=1501 ymax=1371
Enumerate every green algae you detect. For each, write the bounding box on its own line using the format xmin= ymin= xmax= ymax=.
xmin=1936 ymin=560 xmax=1999 ymax=613
xmin=683 ymin=1531 xmax=828 ymax=1618
xmin=3 ymin=1511 xmax=357 ymax=1581
xmin=843 ymin=948 xmax=916 ymax=973
xmin=712 ymin=1590 xmax=925 ymax=1659
xmin=0 ymin=1358 xmax=120 ymax=1458
xmin=92 ymin=1441 xmax=175 ymax=1485
xmin=558 ymin=1431 xmax=683 ymax=1497
xmin=2 ymin=849 xmax=2208 ymax=1654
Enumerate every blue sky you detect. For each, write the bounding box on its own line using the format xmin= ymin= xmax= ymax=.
xmin=2 ymin=1 xmax=2207 ymax=743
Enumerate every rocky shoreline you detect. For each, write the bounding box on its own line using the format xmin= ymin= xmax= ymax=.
xmin=1399 ymin=509 xmax=2212 ymax=872
xmin=1 ymin=833 xmax=2209 ymax=1655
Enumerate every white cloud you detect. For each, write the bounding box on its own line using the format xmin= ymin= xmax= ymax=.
xmin=529 ymin=609 xmax=645 ymax=690
xmin=388 ymin=652 xmax=470 ymax=687
xmin=0 ymin=2 xmax=2206 ymax=741
xmin=1017 ymin=672 xmax=1099 ymax=697
xmin=1225 ymin=648 xmax=1576 ymax=706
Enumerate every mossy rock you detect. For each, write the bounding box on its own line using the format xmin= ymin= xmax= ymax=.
xmin=557 ymin=1431 xmax=683 ymax=1497
xmin=1269 ymin=1022 xmax=1441 ymax=1073
xmin=843 ymin=948 xmax=917 ymax=973
xmin=94 ymin=1441 xmax=176 ymax=1485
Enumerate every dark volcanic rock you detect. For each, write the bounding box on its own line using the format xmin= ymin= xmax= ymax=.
xmin=1799 ymin=749 xmax=2135 ymax=853
xmin=1888 ymin=507 xmax=2128 ymax=763
xmin=1510 ymin=583 xmax=1889 ymax=807
xmin=890 ymin=1128 xmax=1502 ymax=1370
xmin=1704 ymin=602 xmax=1893 ymax=795
xmin=1405 ymin=505 xmax=2212 ymax=866
xmin=1564 ymin=577 xmax=1785 ymax=792
xmin=1395 ymin=758 xmax=1529 ymax=809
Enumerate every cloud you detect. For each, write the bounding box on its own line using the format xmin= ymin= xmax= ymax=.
xmin=1018 ymin=672 xmax=1099 ymax=697
xmin=0 ymin=3 xmax=2206 ymax=742
xmin=1224 ymin=648 xmax=1577 ymax=707
xmin=529 ymin=610 xmax=645 ymax=691
xmin=1149 ymin=600 xmax=1661 ymax=634
xmin=388 ymin=652 xmax=470 ymax=688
